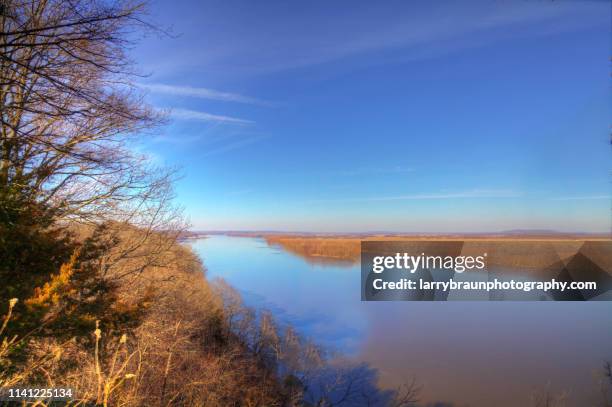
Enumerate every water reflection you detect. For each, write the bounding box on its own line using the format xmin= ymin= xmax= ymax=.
xmin=191 ymin=236 xmax=612 ymax=407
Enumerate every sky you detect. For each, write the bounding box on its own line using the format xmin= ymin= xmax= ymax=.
xmin=130 ymin=0 xmax=611 ymax=233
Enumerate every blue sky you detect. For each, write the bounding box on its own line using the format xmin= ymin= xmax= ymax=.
xmin=131 ymin=0 xmax=611 ymax=233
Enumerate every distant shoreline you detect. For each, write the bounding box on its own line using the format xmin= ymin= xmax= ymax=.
xmin=186 ymin=233 xmax=612 ymax=274
xmin=184 ymin=230 xmax=612 ymax=241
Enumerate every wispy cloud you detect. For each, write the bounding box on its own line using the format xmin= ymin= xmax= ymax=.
xmin=169 ymin=108 xmax=253 ymax=125
xmin=150 ymin=134 xmax=203 ymax=145
xmin=201 ymin=135 xmax=269 ymax=157
xmin=142 ymin=83 xmax=272 ymax=106
xmin=551 ymin=195 xmax=610 ymax=201
xmin=135 ymin=1 xmax=607 ymax=81
xmin=309 ymin=189 xmax=519 ymax=203
xmin=225 ymin=188 xmax=253 ymax=197
xmin=334 ymin=166 xmax=413 ymax=176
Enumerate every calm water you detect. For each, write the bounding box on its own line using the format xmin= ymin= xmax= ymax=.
xmin=191 ymin=235 xmax=612 ymax=407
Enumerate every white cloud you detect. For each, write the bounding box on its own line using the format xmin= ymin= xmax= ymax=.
xmin=334 ymin=166 xmax=413 ymax=176
xmin=309 ymin=189 xmax=519 ymax=203
xmin=551 ymin=195 xmax=610 ymax=201
xmin=201 ymin=135 xmax=268 ymax=157
xmin=135 ymin=1 xmax=607 ymax=80
xmin=142 ymin=83 xmax=271 ymax=106
xmin=169 ymin=108 xmax=253 ymax=125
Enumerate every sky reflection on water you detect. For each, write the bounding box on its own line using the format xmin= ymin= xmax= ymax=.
xmin=191 ymin=236 xmax=612 ymax=407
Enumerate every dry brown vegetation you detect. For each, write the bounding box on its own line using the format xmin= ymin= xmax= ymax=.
xmin=1 ymin=225 xmax=426 ymax=406
xmin=266 ymin=236 xmax=362 ymax=263
xmin=0 ymin=226 xmax=289 ymax=406
xmin=265 ymin=235 xmax=612 ymax=270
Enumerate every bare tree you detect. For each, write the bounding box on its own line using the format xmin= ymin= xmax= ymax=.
xmin=0 ymin=0 xmax=171 ymax=225
xmin=0 ymin=0 xmax=190 ymax=346
xmin=0 ymin=0 xmax=190 ymax=294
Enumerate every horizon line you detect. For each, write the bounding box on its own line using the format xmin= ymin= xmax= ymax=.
xmin=184 ymin=229 xmax=612 ymax=236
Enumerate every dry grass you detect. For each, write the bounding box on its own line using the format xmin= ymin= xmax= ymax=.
xmin=266 ymin=236 xmax=362 ymax=263
xmin=1 ymin=227 xmax=286 ymax=406
xmin=265 ymin=234 xmax=612 ymax=270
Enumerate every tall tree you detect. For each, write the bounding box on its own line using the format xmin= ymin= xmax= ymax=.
xmin=0 ymin=0 xmax=163 ymax=223
xmin=0 ymin=0 xmax=182 ymax=335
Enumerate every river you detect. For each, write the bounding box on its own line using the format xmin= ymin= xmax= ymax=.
xmin=190 ymin=235 xmax=612 ymax=407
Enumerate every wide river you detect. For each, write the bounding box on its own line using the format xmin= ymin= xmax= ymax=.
xmin=191 ymin=235 xmax=612 ymax=407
